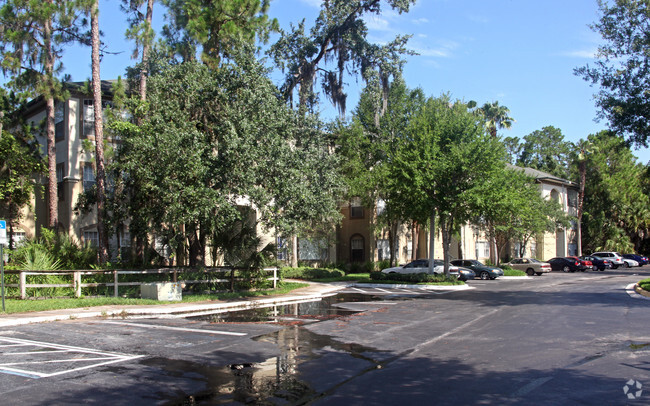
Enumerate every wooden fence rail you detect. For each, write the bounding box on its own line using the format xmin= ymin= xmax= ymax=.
xmin=3 ymin=267 xmax=279 ymax=299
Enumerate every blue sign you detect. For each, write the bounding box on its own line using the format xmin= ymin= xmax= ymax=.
xmin=0 ymin=220 xmax=5 ymax=245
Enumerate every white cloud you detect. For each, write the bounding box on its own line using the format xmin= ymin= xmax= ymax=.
xmin=298 ymin=0 xmax=321 ymax=8
xmin=412 ymin=18 xmax=429 ymax=25
xmin=365 ymin=15 xmax=391 ymax=32
xmin=561 ymin=49 xmax=597 ymax=58
xmin=409 ymin=39 xmax=459 ymax=58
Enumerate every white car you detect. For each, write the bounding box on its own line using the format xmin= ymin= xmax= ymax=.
xmin=622 ymin=258 xmax=639 ymax=268
xmin=381 ymin=259 xmax=474 ymax=281
xmin=591 ymin=252 xmax=626 ymax=269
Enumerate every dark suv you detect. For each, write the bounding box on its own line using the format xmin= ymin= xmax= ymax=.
xmin=547 ymin=257 xmax=588 ymax=272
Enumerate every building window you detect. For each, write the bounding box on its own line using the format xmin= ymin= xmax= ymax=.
xmin=377 ymin=239 xmax=390 ymax=261
xmin=10 ymin=231 xmax=26 ymax=245
xmin=299 ymin=238 xmax=327 ymax=261
xmin=568 ymin=243 xmax=577 ymax=256
xmin=83 ymin=230 xmax=99 ymax=247
xmin=83 ymin=163 xmax=96 ymax=192
xmin=55 ymin=103 xmax=65 ymax=141
xmin=530 ymin=242 xmax=537 ymax=259
xmin=350 ymin=197 xmax=363 ymax=219
xmin=82 ymin=99 xmax=112 ymax=138
xmin=56 ymin=162 xmax=64 ymax=201
xmin=276 ymin=237 xmax=288 ymax=261
xmin=350 ymin=235 xmax=364 ymax=262
xmin=120 ymin=230 xmax=130 ymax=247
xmin=567 ymin=191 xmax=578 ymax=208
xmin=476 ymin=241 xmax=489 ymax=259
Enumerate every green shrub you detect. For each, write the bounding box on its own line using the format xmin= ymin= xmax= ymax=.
xmin=376 ymin=260 xmax=391 ymax=271
xmin=362 ymin=261 xmax=376 ymax=273
xmin=280 ymin=267 xmax=345 ymax=280
xmin=10 ymin=228 xmax=97 ymax=270
xmin=369 ymin=271 xmax=459 ymax=284
xmin=639 ymin=278 xmax=650 ymax=292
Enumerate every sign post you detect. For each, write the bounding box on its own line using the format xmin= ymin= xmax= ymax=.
xmin=0 ymin=220 xmax=6 ymax=312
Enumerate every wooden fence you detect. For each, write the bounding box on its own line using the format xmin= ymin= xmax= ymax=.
xmin=2 ymin=267 xmax=279 ymax=299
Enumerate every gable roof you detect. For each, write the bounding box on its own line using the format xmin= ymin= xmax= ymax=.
xmin=506 ymin=163 xmax=578 ymax=189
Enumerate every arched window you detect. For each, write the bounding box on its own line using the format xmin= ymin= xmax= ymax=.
xmin=350 ymin=234 xmax=365 ymax=263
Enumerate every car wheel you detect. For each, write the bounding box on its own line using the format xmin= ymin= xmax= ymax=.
xmin=623 ymin=262 xmax=630 ymax=268
xmin=613 ymin=265 xmax=619 ymax=269
xmin=526 ymin=268 xmax=535 ymax=276
xmin=480 ymin=271 xmax=489 ymax=280
xmin=592 ymin=266 xmax=597 ymax=271
xmin=535 ymin=272 xmax=543 ymax=276
xmin=562 ymin=266 xmax=570 ymax=273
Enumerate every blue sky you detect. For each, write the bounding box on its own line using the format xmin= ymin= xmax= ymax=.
xmin=46 ymin=0 xmax=650 ymax=164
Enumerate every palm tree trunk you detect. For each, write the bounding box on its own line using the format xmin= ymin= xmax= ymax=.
xmin=91 ymin=1 xmax=109 ymax=263
xmin=44 ymin=9 xmax=58 ymax=232
xmin=139 ymin=0 xmax=153 ymax=101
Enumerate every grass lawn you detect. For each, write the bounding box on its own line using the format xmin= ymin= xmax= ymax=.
xmin=0 ymin=282 xmax=308 ymax=315
xmin=503 ymin=269 xmax=527 ymax=276
xmin=639 ymin=278 xmax=650 ymax=292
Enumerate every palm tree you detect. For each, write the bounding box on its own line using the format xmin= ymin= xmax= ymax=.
xmin=575 ymin=139 xmax=597 ymax=256
xmin=478 ymin=101 xmax=514 ymax=137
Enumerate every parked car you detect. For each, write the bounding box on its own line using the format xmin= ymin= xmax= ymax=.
xmin=622 ymin=254 xmax=648 ymax=266
xmin=591 ymin=252 xmax=625 ymax=269
xmin=381 ymin=259 xmax=475 ymax=281
xmin=580 ymin=255 xmax=612 ymax=271
xmin=547 ymin=257 xmax=588 ymax=272
xmin=621 ymin=257 xmax=639 ymax=268
xmin=568 ymin=256 xmax=593 ymax=270
xmin=502 ymin=258 xmax=551 ymax=276
xmin=450 ymin=259 xmax=504 ymax=280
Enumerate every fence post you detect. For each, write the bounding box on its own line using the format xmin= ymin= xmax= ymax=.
xmin=230 ymin=268 xmax=235 ymax=293
xmin=114 ymin=270 xmax=119 ymax=297
xmin=20 ymin=271 xmax=26 ymax=300
xmin=273 ymin=267 xmax=277 ymax=289
xmin=74 ymin=271 xmax=81 ymax=298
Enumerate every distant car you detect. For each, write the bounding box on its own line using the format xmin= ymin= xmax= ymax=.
xmin=502 ymin=258 xmax=551 ymax=276
xmin=547 ymin=257 xmax=588 ymax=272
xmin=568 ymin=256 xmax=592 ymax=271
xmin=580 ymin=255 xmax=612 ymax=271
xmin=621 ymin=258 xmax=639 ymax=268
xmin=622 ymin=254 xmax=649 ymax=266
xmin=450 ymin=259 xmax=504 ymax=280
xmin=381 ymin=259 xmax=475 ymax=281
xmin=591 ymin=252 xmax=625 ymax=269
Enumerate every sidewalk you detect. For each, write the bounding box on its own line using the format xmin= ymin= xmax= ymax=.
xmin=0 ymin=281 xmax=349 ymax=328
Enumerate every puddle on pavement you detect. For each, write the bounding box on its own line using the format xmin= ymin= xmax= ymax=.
xmin=149 ymin=293 xmax=395 ymax=405
xmin=188 ymin=293 xmax=388 ymax=324
xmin=153 ymin=326 xmax=390 ymax=405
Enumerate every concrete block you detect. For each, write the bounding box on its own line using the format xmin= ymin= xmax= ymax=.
xmin=141 ymin=282 xmax=182 ymax=301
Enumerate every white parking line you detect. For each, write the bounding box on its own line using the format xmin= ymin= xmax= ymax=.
xmin=351 ymin=287 xmax=369 ymax=293
xmin=0 ymin=337 xmax=143 ymax=379
xmin=374 ymin=288 xmax=392 ymax=294
xmin=102 ymin=321 xmax=247 ymax=336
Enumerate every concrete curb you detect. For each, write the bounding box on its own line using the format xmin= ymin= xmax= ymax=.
xmin=634 ymin=283 xmax=650 ymax=298
xmin=351 ymin=283 xmax=472 ymax=290
xmin=499 ymin=276 xmax=531 ymax=280
xmin=0 ymin=282 xmax=349 ymax=327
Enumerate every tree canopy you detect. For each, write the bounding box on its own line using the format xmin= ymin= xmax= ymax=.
xmin=576 ymin=0 xmax=650 ymax=148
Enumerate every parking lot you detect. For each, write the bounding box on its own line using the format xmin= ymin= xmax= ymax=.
xmin=0 ymin=268 xmax=648 ymax=405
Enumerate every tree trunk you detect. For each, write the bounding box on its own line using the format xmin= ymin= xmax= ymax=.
xmin=411 ymin=222 xmax=418 ymax=260
xmin=428 ymin=210 xmax=435 ymax=274
xmin=291 ymin=235 xmax=298 ymax=267
xmin=91 ymin=1 xmax=109 ymax=264
xmin=139 ymin=0 xmax=154 ymax=101
xmin=441 ymin=214 xmax=452 ymax=277
xmin=577 ymin=160 xmax=586 ymax=256
xmin=43 ymin=5 xmax=58 ymax=233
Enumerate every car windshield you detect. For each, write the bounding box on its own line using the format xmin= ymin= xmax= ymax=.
xmin=471 ymin=260 xmax=484 ymax=266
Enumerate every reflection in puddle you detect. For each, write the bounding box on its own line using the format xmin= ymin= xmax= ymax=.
xmin=159 ymin=295 xmax=392 ymax=404
xmin=188 ymin=293 xmax=384 ymax=324
xmin=156 ymin=326 xmax=388 ymax=405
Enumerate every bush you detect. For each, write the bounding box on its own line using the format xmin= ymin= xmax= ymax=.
xmin=10 ymin=228 xmax=97 ymax=270
xmin=280 ymin=267 xmax=345 ymax=280
xmin=369 ymin=271 xmax=459 ymax=284
xmin=376 ymin=260 xmax=391 ymax=271
xmin=500 ymin=265 xmax=526 ymax=276
xmin=639 ymin=278 xmax=650 ymax=292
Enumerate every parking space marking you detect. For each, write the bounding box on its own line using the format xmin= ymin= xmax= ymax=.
xmin=351 ymin=287 xmax=369 ymax=293
xmin=102 ymin=321 xmax=248 ymax=336
xmin=0 ymin=336 xmax=143 ymax=379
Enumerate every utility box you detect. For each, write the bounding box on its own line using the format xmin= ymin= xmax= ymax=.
xmin=141 ymin=282 xmax=182 ymax=301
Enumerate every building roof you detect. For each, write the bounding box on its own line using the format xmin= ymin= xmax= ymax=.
xmin=506 ymin=163 xmax=578 ymax=189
